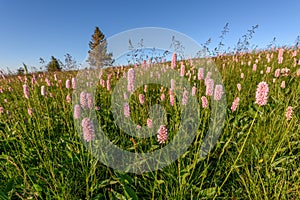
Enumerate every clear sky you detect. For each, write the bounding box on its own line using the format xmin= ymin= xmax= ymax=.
xmin=0 ymin=0 xmax=299 ymax=71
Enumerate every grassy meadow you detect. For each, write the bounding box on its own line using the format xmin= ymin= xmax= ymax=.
xmin=0 ymin=47 xmax=299 ymax=199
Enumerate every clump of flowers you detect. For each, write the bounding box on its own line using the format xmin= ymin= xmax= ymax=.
xmin=255 ymin=81 xmax=269 ymax=106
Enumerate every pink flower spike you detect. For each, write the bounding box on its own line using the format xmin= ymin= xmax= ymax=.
xmin=285 ymin=106 xmax=293 ymax=121
xmin=157 ymin=125 xmax=168 ymax=144
xmin=81 ymin=118 xmax=95 ymax=142
xmin=255 ymin=81 xmax=269 ymax=106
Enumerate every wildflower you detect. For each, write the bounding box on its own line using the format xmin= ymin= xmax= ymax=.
xmin=45 ymin=78 xmax=51 ymax=86
xmin=160 ymin=93 xmax=165 ymax=102
xmin=127 ymin=68 xmax=135 ymax=93
xmin=241 ymin=73 xmax=244 ymax=79
xmin=297 ymin=68 xmax=300 ymax=77
xmin=253 ymin=64 xmax=257 ymax=71
xmin=205 ymin=78 xmax=214 ymax=96
xmin=147 ymin=118 xmax=153 ymax=128
xmin=86 ymin=93 xmax=93 ymax=109
xmin=81 ymin=118 xmax=95 ymax=142
xmin=180 ymin=63 xmax=185 ymax=77
xmin=285 ymin=106 xmax=293 ymax=121
xmin=74 ymin=104 xmax=81 ymax=119
xmin=171 ymin=53 xmax=177 ymax=69
xmin=280 ymin=81 xmax=286 ymax=89
xmin=171 ymin=79 xmax=175 ymax=90
xmin=182 ymin=89 xmax=189 ymax=105
xmin=144 ymin=85 xmax=147 ymax=93
xmin=255 ymin=81 xmax=269 ymax=106
xmin=139 ymin=94 xmax=145 ymax=105
xmin=280 ymin=67 xmax=290 ymax=76
xmin=231 ymin=97 xmax=240 ymax=112
xmin=266 ymin=67 xmax=271 ymax=74
xmin=201 ymin=96 xmax=209 ymax=108
xmin=0 ymin=107 xmax=4 ymax=114
xmin=237 ymin=83 xmax=241 ymax=92
xmin=80 ymin=92 xmax=87 ymax=108
xmin=72 ymin=77 xmax=76 ymax=89
xmin=214 ymin=85 xmax=223 ymax=100
xmin=198 ymin=68 xmax=204 ymax=80
xmin=192 ymin=86 xmax=197 ymax=96
xmin=23 ymin=84 xmax=30 ymax=99
xmin=41 ymin=86 xmax=46 ymax=96
xmin=157 ymin=125 xmax=168 ymax=144
xmin=274 ymin=69 xmax=280 ymax=77
xmin=170 ymin=90 xmax=175 ymax=106
xmin=66 ymin=94 xmax=71 ymax=103
xmin=124 ymin=102 xmax=130 ymax=118
xmin=66 ymin=79 xmax=71 ymax=89
xmin=28 ymin=108 xmax=34 ymax=117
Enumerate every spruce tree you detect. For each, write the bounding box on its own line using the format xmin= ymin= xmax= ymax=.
xmin=47 ymin=56 xmax=62 ymax=71
xmin=87 ymin=27 xmax=113 ymax=68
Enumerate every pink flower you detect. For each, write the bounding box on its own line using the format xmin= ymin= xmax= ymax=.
xmin=106 ymin=79 xmax=111 ymax=91
xmin=198 ymin=68 xmax=204 ymax=80
xmin=266 ymin=67 xmax=271 ymax=74
xmin=86 ymin=93 xmax=93 ymax=109
xmin=66 ymin=94 xmax=71 ymax=103
xmin=72 ymin=78 xmax=76 ymax=89
xmin=160 ymin=93 xmax=165 ymax=102
xmin=201 ymin=96 xmax=209 ymax=108
xmin=241 ymin=73 xmax=244 ymax=79
xmin=252 ymin=64 xmax=257 ymax=71
xmin=255 ymin=81 xmax=269 ymax=106
xmin=157 ymin=125 xmax=168 ymax=144
xmin=80 ymin=92 xmax=87 ymax=108
xmin=231 ymin=97 xmax=240 ymax=112
xmin=237 ymin=83 xmax=241 ymax=92
xmin=274 ymin=69 xmax=280 ymax=77
xmin=28 ymin=108 xmax=34 ymax=117
xmin=147 ymin=118 xmax=153 ymax=128
xmin=171 ymin=53 xmax=177 ymax=69
xmin=74 ymin=104 xmax=81 ymax=119
xmin=180 ymin=63 xmax=185 ymax=77
xmin=285 ymin=106 xmax=293 ymax=121
xmin=171 ymin=79 xmax=175 ymax=90
xmin=0 ymin=107 xmax=4 ymax=114
xmin=192 ymin=86 xmax=197 ymax=96
xmin=144 ymin=85 xmax=148 ymax=93
xmin=66 ymin=79 xmax=71 ymax=89
xmin=169 ymin=90 xmax=175 ymax=106
xmin=45 ymin=78 xmax=51 ymax=86
xmin=23 ymin=84 xmax=30 ymax=99
xmin=205 ymin=78 xmax=214 ymax=96
xmin=214 ymin=85 xmax=223 ymax=100
xmin=81 ymin=118 xmax=95 ymax=142
xmin=41 ymin=86 xmax=46 ymax=96
xmin=297 ymin=68 xmax=300 ymax=77
xmin=124 ymin=102 xmax=130 ymax=118
xmin=127 ymin=68 xmax=135 ymax=93
xmin=182 ymin=89 xmax=189 ymax=105
xmin=280 ymin=81 xmax=286 ymax=89
xmin=139 ymin=94 xmax=145 ymax=105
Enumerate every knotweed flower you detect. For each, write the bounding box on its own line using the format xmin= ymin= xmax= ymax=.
xmin=182 ymin=89 xmax=189 ymax=105
xmin=144 ymin=85 xmax=148 ymax=93
xmin=169 ymin=90 xmax=175 ymax=106
xmin=192 ymin=86 xmax=197 ymax=96
xmin=241 ymin=73 xmax=244 ymax=79
xmin=157 ymin=125 xmax=168 ymax=144
xmin=0 ymin=107 xmax=4 ymax=114
xmin=127 ymin=68 xmax=135 ymax=93
xmin=237 ymin=83 xmax=241 ymax=92
xmin=198 ymin=68 xmax=204 ymax=80
xmin=81 ymin=118 xmax=95 ymax=142
xmin=274 ymin=68 xmax=280 ymax=77
xmin=231 ymin=97 xmax=240 ymax=112
xmin=171 ymin=53 xmax=177 ymax=69
xmin=139 ymin=94 xmax=145 ymax=105
xmin=171 ymin=79 xmax=175 ymax=90
xmin=86 ymin=93 xmax=93 ymax=109
xmin=205 ymin=78 xmax=214 ymax=96
xmin=124 ymin=102 xmax=130 ymax=118
xmin=285 ymin=106 xmax=293 ymax=121
xmin=45 ymin=78 xmax=51 ymax=86
xmin=281 ymin=81 xmax=286 ymax=89
xmin=80 ymin=92 xmax=87 ymax=108
xmin=180 ymin=63 xmax=185 ymax=77
xmin=266 ymin=67 xmax=271 ymax=74
xmin=201 ymin=96 xmax=209 ymax=108
xmin=214 ymin=84 xmax=223 ymax=100
xmin=106 ymin=79 xmax=111 ymax=91
xmin=41 ymin=85 xmax=46 ymax=96
xmin=66 ymin=79 xmax=71 ymax=89
xmin=255 ymin=81 xmax=269 ymax=106
xmin=297 ymin=68 xmax=300 ymax=77
xmin=252 ymin=64 xmax=257 ymax=71
xmin=160 ymin=93 xmax=165 ymax=102
xmin=23 ymin=84 xmax=30 ymax=99
xmin=74 ymin=104 xmax=81 ymax=119
xmin=28 ymin=108 xmax=34 ymax=117
xmin=72 ymin=77 xmax=76 ymax=89
xmin=66 ymin=94 xmax=71 ymax=103
xmin=281 ymin=67 xmax=290 ymax=76
xmin=147 ymin=118 xmax=153 ymax=128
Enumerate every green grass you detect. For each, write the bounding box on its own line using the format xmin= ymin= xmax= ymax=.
xmin=0 ymin=48 xmax=299 ymax=199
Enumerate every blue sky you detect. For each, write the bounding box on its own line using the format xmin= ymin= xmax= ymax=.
xmin=0 ymin=0 xmax=300 ymax=71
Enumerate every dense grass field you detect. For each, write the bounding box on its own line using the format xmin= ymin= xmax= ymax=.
xmin=0 ymin=47 xmax=299 ymax=199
